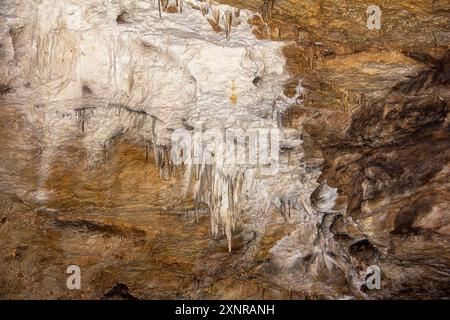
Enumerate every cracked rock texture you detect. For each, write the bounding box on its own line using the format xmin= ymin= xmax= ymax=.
xmin=0 ymin=0 xmax=449 ymax=299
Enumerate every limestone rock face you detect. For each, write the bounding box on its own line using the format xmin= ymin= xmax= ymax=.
xmin=0 ymin=0 xmax=449 ymax=299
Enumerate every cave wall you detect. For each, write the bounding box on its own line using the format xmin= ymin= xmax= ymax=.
xmin=215 ymin=0 xmax=450 ymax=298
xmin=0 ymin=0 xmax=449 ymax=299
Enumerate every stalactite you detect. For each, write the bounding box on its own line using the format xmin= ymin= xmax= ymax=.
xmin=161 ymin=0 xmax=169 ymax=12
xmin=75 ymin=107 xmax=95 ymax=133
xmin=103 ymin=127 xmax=124 ymax=160
xmin=279 ymin=198 xmax=286 ymax=219
xmin=287 ymin=107 xmax=293 ymax=127
xmin=151 ymin=115 xmax=157 ymax=142
xmin=185 ymin=1 xmax=242 ymax=40
xmin=212 ymin=7 xmax=220 ymax=25
xmin=76 ymin=108 xmax=86 ymax=133
xmin=145 ymin=142 xmax=151 ymax=163
xmin=273 ymin=105 xmax=294 ymax=128
xmin=287 ymin=199 xmax=291 ymax=219
xmin=103 ymin=139 xmax=112 ymax=160
xmin=262 ymin=0 xmax=274 ymax=22
xmin=107 ymin=104 xmax=147 ymax=132
xmin=225 ymin=10 xmax=233 ymax=40
xmin=158 ymin=0 xmax=162 ymax=18
xmin=273 ymin=193 xmax=309 ymax=222
xmin=154 ymin=144 xmax=171 ymax=180
xmin=200 ymin=1 xmax=209 ymax=16
xmin=307 ymin=46 xmax=315 ymax=71
xmin=232 ymin=9 xmax=241 ymax=27
xmin=192 ymin=163 xmax=201 ymax=180
xmin=153 ymin=143 xmax=184 ymax=180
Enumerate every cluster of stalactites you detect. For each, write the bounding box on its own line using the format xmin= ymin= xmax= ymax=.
xmin=75 ymin=104 xmax=152 ymax=135
xmin=272 ymin=105 xmax=294 ymax=128
xmin=186 ymin=0 xmax=241 ymax=40
xmin=193 ymin=163 xmax=245 ymax=252
xmin=150 ymin=139 xmax=248 ymax=252
xmin=158 ymin=0 xmax=183 ymax=18
xmin=152 ymin=144 xmax=184 ymax=180
xmin=75 ymin=106 xmax=95 ymax=133
xmin=75 ymin=103 xmax=248 ymax=252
